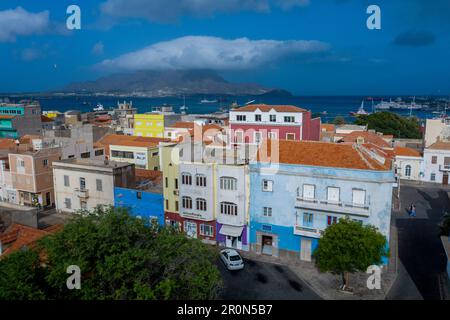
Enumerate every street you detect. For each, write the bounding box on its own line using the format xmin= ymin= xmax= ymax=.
xmin=218 ymin=257 xmax=321 ymax=300
xmin=387 ymin=184 xmax=449 ymax=300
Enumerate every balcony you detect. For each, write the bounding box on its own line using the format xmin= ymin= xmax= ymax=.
xmin=296 ymin=197 xmax=370 ymax=217
xmin=75 ymin=188 xmax=89 ymax=199
xmin=439 ymin=165 xmax=450 ymax=172
xmin=293 ymin=225 xmax=323 ymax=238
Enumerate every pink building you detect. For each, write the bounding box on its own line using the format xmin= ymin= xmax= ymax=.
xmin=229 ymin=104 xmax=321 ymax=144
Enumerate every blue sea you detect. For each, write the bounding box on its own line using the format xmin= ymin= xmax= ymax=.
xmin=3 ymin=95 xmax=444 ymax=123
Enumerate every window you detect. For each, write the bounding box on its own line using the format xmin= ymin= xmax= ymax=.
xmin=182 ymin=196 xmax=192 ymax=209
xmin=196 ymin=174 xmax=207 ymax=187
xmin=196 ymin=198 xmax=207 ymax=211
xmin=81 ymin=152 xmax=90 ymax=159
xmin=42 ymin=159 xmax=48 ymax=167
xmin=262 ymin=179 xmax=273 ymax=192
xmin=327 ymin=216 xmax=338 ymax=226
xmin=200 ymin=224 xmax=214 ymax=237
xmin=111 ymin=150 xmax=134 ymax=159
xmin=286 ymin=133 xmax=296 ymax=140
xmin=165 ymin=177 xmax=168 ymax=188
xmin=432 ymin=156 xmax=437 ymax=164
xmin=18 ymin=159 xmax=25 ymax=167
xmin=80 ymin=200 xmax=87 ymax=210
xmin=263 ymin=207 xmax=272 ymax=217
xmin=79 ymin=177 xmax=86 ymax=191
xmin=96 ymin=179 xmax=103 ymax=192
xmin=137 ymin=192 xmax=142 ymax=200
xmin=405 ymin=165 xmax=412 ymax=177
xmin=64 ymin=198 xmax=71 ymax=209
xmin=175 ymin=201 xmax=179 ymax=211
xmin=303 ymin=184 xmax=315 ymax=200
xmin=235 ymin=131 xmax=244 ymax=143
xmin=303 ymin=213 xmax=314 ymax=227
xmin=220 ymin=202 xmax=237 ymax=216
xmin=270 ymin=115 xmax=276 ymax=122
xmin=220 ymin=177 xmax=237 ymax=191
xmin=175 ymin=178 xmax=178 ymax=190
xmin=327 ymin=187 xmax=340 ymax=203
xmin=166 ymin=199 xmax=169 ymax=210
xmin=431 ymin=173 xmax=436 ymax=181
xmin=236 ymin=115 xmax=246 ymax=122
xmin=352 ymin=189 xmax=366 ymax=206
xmin=95 ymin=149 xmax=104 ymax=156
xmin=254 ymin=132 xmax=262 ymax=144
xmin=64 ymin=175 xmax=70 ymax=187
xmin=181 ymin=173 xmax=192 ymax=185
xmin=152 ymin=151 xmax=159 ymax=157
xmin=268 ymin=132 xmax=277 ymax=140
xmin=255 ymin=114 xmax=262 ymax=122
xmin=284 ymin=116 xmax=295 ymax=123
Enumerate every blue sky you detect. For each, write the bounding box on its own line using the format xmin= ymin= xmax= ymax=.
xmin=1 ymin=0 xmax=449 ymax=95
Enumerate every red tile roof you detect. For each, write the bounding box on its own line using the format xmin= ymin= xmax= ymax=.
xmin=258 ymin=140 xmax=391 ymax=171
xmin=427 ymin=141 xmax=450 ymax=151
xmin=394 ymin=146 xmax=421 ymax=157
xmin=321 ymin=124 xmax=335 ymax=132
xmin=0 ymin=138 xmax=16 ymax=150
xmin=338 ymin=131 xmax=391 ymax=148
xmin=232 ymin=104 xmax=307 ymax=113
xmin=98 ymin=134 xmax=170 ymax=148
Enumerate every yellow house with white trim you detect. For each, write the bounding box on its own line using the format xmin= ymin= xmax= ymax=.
xmin=134 ymin=114 xmax=165 ymax=138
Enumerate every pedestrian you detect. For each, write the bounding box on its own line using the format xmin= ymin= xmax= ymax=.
xmin=410 ymin=204 xmax=416 ymax=217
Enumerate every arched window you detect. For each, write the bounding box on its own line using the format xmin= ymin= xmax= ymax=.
xmin=405 ymin=165 xmax=412 ymax=177
xmin=196 ymin=174 xmax=207 ymax=187
xmin=181 ymin=172 xmax=192 ymax=185
xmin=196 ymin=198 xmax=207 ymax=211
xmin=182 ymin=196 xmax=192 ymax=209
xmin=220 ymin=202 xmax=238 ymax=216
xmin=220 ymin=177 xmax=237 ymax=191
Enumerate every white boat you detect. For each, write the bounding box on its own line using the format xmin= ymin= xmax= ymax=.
xmin=180 ymin=96 xmax=188 ymax=114
xmin=350 ymin=101 xmax=370 ymax=116
xmin=375 ymin=99 xmax=396 ymax=110
xmin=93 ymin=103 xmax=105 ymax=112
xmin=245 ymin=100 xmax=256 ymax=105
xmin=200 ymin=99 xmax=218 ymax=104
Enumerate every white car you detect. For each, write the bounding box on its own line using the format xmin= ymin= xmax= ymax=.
xmin=220 ymin=249 xmax=244 ymax=271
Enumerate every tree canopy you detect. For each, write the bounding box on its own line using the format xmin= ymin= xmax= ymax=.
xmin=0 ymin=207 xmax=222 ymax=300
xmin=313 ymin=217 xmax=388 ymax=288
xmin=354 ymin=112 xmax=422 ymax=139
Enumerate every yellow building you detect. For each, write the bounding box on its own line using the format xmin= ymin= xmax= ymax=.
xmin=134 ymin=114 xmax=165 ymax=138
xmin=160 ymin=142 xmax=181 ymax=226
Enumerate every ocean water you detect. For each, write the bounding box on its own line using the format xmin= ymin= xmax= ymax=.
xmin=4 ymin=95 xmax=443 ymax=122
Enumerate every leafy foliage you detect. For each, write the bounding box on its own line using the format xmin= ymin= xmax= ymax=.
xmin=439 ymin=212 xmax=450 ymax=237
xmin=354 ymin=112 xmax=422 ymax=139
xmin=314 ymin=217 xmax=388 ymax=284
xmin=0 ymin=207 xmax=222 ymax=300
xmin=333 ymin=116 xmax=346 ymax=125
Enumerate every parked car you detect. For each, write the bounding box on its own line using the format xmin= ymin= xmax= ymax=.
xmin=220 ymin=249 xmax=244 ymax=270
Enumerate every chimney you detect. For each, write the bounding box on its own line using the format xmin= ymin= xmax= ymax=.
xmin=356 ymin=137 xmax=364 ymax=145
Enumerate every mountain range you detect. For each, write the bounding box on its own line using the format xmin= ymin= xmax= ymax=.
xmin=61 ymin=70 xmax=289 ymax=97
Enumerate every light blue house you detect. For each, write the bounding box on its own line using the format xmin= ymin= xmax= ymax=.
xmin=249 ymin=140 xmax=395 ymax=263
xmin=114 ymin=187 xmax=164 ymax=226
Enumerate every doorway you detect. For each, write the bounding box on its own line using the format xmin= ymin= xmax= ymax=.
xmin=300 ymin=238 xmax=312 ymax=262
xmin=45 ymin=192 xmax=51 ymax=206
xmin=443 ymin=173 xmax=449 ymax=186
xmin=262 ymin=235 xmax=273 ymax=256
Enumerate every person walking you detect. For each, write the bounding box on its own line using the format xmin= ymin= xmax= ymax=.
xmin=409 ymin=204 xmax=416 ymax=217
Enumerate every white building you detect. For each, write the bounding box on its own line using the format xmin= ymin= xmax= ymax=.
xmin=424 ymin=118 xmax=450 ymax=148
xmin=53 ymin=159 xmax=135 ymax=213
xmin=394 ymin=147 xmax=424 ymax=181
xmin=423 ymin=141 xmax=450 ymax=185
xmin=0 ymin=158 xmax=17 ymax=204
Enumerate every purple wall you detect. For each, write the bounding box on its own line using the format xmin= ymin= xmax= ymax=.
xmin=216 ymin=222 xmax=248 ymax=245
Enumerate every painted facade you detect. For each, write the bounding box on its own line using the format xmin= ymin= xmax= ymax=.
xmin=109 ymin=144 xmax=161 ymax=170
xmin=114 ymin=187 xmax=164 ymax=226
xmin=134 ymin=114 xmax=165 ymax=138
xmin=423 ymin=142 xmax=450 ymax=185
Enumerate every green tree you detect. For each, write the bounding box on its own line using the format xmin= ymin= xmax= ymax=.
xmin=0 ymin=207 xmax=222 ymax=300
xmin=0 ymin=249 xmax=47 ymax=300
xmin=333 ymin=116 xmax=346 ymax=125
xmin=354 ymin=112 xmax=422 ymax=139
xmin=313 ymin=217 xmax=388 ymax=291
xmin=439 ymin=212 xmax=450 ymax=236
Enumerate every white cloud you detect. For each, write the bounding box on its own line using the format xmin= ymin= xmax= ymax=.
xmin=0 ymin=7 xmax=50 ymax=42
xmin=92 ymin=42 xmax=105 ymax=55
xmin=100 ymin=0 xmax=309 ymax=23
xmin=21 ymin=48 xmax=42 ymax=61
xmin=97 ymin=36 xmax=330 ymax=71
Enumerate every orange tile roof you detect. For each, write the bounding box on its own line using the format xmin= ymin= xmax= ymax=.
xmin=172 ymin=121 xmax=196 ymax=129
xmin=258 ymin=140 xmax=390 ymax=171
xmin=394 ymin=146 xmax=421 ymax=157
xmin=427 ymin=141 xmax=450 ymax=151
xmin=0 ymin=224 xmax=63 ymax=257
xmin=232 ymin=104 xmax=307 ymax=113
xmin=321 ymin=124 xmax=335 ymax=132
xmin=339 ymin=131 xmax=391 ymax=148
xmin=135 ymin=169 xmax=162 ymax=183
xmin=0 ymin=138 xmax=16 ymax=150
xmin=0 ymin=115 xmax=15 ymax=119
xmin=98 ymin=134 xmax=170 ymax=148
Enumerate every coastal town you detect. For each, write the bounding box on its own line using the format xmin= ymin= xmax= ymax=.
xmin=0 ymin=99 xmax=449 ymax=300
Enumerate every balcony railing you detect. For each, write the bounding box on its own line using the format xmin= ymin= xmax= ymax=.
xmin=439 ymin=165 xmax=450 ymax=172
xmin=293 ymin=225 xmax=323 ymax=238
xmin=296 ymin=197 xmax=370 ymax=217
xmin=75 ymin=188 xmax=89 ymax=199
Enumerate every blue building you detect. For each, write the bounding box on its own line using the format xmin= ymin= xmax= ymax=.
xmin=114 ymin=187 xmax=164 ymax=226
xmin=249 ymin=140 xmax=395 ymax=263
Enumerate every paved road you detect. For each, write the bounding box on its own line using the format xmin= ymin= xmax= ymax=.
xmin=387 ymin=185 xmax=448 ymax=300
xmin=218 ymin=257 xmax=321 ymax=300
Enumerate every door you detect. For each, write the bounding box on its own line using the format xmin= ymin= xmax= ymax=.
xmin=226 ymin=236 xmax=233 ymax=248
xmin=301 ymin=238 xmax=312 ymax=262
xmin=443 ymin=174 xmax=449 ymax=185
xmin=184 ymin=221 xmax=197 ymax=239
xmin=45 ymin=192 xmax=51 ymax=206
xmin=262 ymin=236 xmax=273 ymax=256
